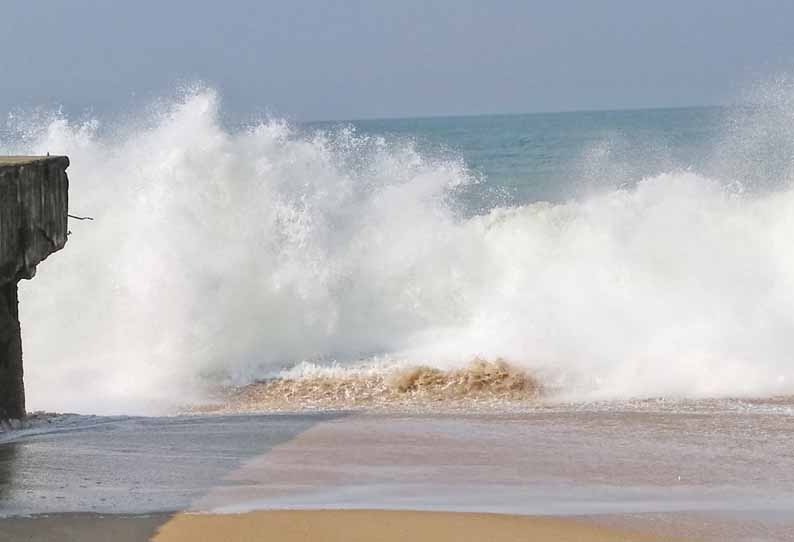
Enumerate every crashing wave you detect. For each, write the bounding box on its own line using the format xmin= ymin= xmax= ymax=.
xmin=6 ymin=80 xmax=794 ymax=414
xmin=195 ymin=359 xmax=542 ymax=413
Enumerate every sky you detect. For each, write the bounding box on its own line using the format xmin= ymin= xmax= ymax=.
xmin=1 ymin=1 xmax=793 ymax=121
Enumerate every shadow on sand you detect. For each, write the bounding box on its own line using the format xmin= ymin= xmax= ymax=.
xmin=0 ymin=411 xmax=351 ymax=541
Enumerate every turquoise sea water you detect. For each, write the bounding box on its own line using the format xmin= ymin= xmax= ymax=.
xmin=313 ymin=106 xmax=726 ymax=206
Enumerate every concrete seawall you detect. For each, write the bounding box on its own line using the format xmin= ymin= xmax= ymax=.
xmin=0 ymin=156 xmax=69 ymax=421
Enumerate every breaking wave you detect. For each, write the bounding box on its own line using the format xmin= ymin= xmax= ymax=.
xmin=6 ymin=80 xmax=794 ymax=414
xmin=196 ymin=359 xmax=541 ymax=413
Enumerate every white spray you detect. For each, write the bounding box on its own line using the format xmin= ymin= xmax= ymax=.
xmin=5 ymin=85 xmax=794 ymax=414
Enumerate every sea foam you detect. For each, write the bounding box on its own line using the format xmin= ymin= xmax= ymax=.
xmin=5 ymin=84 xmax=794 ymax=414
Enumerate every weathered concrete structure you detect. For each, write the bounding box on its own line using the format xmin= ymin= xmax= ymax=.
xmin=0 ymin=156 xmax=69 ymax=421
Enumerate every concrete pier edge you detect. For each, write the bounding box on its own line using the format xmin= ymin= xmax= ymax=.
xmin=0 ymin=156 xmax=69 ymax=422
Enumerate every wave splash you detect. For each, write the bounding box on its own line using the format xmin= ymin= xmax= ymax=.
xmin=5 ymin=83 xmax=794 ymax=414
xmin=197 ymin=359 xmax=541 ymax=413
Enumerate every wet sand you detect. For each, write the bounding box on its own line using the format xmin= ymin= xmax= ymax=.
xmin=0 ymin=513 xmax=171 ymax=542
xmin=152 ymin=510 xmax=655 ymax=542
xmin=2 ymin=402 xmax=794 ymax=540
xmin=4 ymin=509 xmax=794 ymax=542
xmin=0 ymin=510 xmax=656 ymax=542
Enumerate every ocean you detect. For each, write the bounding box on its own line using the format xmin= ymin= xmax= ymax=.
xmin=3 ymin=88 xmax=794 ymax=415
xmin=314 ymin=106 xmax=725 ymax=207
xmin=4 ymin=89 xmax=794 ymax=540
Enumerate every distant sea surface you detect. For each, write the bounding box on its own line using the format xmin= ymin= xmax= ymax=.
xmin=313 ymin=106 xmax=727 ymax=206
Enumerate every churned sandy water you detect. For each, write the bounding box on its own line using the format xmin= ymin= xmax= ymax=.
xmin=195 ymin=359 xmax=543 ymax=413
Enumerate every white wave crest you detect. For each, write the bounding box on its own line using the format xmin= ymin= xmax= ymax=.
xmin=5 ymin=87 xmax=794 ymax=414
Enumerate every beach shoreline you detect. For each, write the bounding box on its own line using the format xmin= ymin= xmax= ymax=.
xmin=0 ymin=510 xmax=659 ymax=542
xmin=5 ymin=508 xmax=794 ymax=542
xmin=2 ymin=407 xmax=794 ymax=540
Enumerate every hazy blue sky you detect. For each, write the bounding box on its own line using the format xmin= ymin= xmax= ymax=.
xmin=1 ymin=1 xmax=793 ymax=121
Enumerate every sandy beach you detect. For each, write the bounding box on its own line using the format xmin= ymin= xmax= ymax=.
xmin=0 ymin=510 xmax=656 ymax=542
xmin=3 ymin=403 xmax=794 ymax=541
xmin=153 ymin=510 xmax=654 ymax=542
